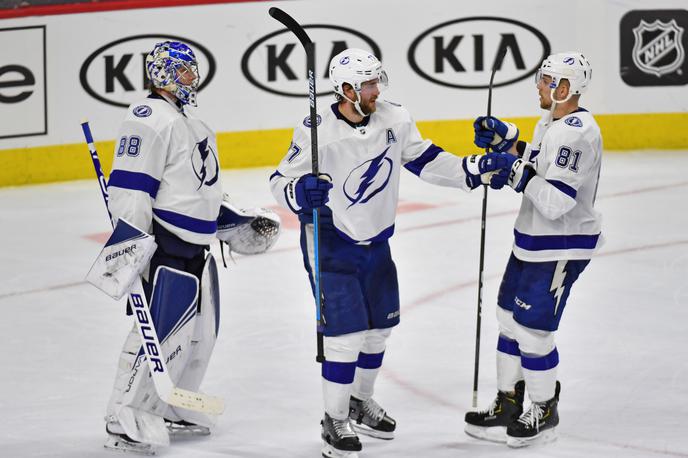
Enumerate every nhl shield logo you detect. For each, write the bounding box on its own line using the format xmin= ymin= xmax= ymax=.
xmin=632 ymin=19 xmax=685 ymax=77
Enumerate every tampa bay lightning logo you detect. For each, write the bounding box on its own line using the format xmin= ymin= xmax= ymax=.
xmin=343 ymin=147 xmax=393 ymax=209
xmin=563 ymin=57 xmax=575 ymax=65
xmin=303 ymin=115 xmax=322 ymax=127
xmin=191 ymin=137 xmax=219 ymax=190
xmin=133 ymin=105 xmax=152 ymax=117
xmin=565 ymin=116 xmax=583 ymax=127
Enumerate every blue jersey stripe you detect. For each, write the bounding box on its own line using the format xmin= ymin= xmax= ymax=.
xmin=334 ymin=223 xmax=395 ymax=244
xmin=108 ymin=170 xmax=160 ymax=198
xmin=403 ymin=144 xmax=444 ymax=176
xmin=514 ymin=229 xmax=600 ymax=251
xmin=547 ymin=179 xmax=577 ymax=199
xmin=153 ymin=208 xmax=217 ymax=234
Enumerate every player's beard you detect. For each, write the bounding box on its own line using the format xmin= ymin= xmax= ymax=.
xmin=361 ymin=97 xmax=377 ymax=115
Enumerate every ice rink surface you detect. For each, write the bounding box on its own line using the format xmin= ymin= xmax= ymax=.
xmin=1 ymin=151 xmax=687 ymax=458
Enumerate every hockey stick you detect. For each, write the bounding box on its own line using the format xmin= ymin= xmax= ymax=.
xmin=80 ymin=121 xmax=224 ymax=416
xmin=472 ymin=48 xmax=507 ymax=408
xmin=268 ymin=7 xmax=325 ymax=363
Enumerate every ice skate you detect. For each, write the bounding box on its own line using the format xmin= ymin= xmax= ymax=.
xmin=464 ymin=380 xmax=525 ymax=443
xmin=165 ymin=419 xmax=211 ymax=438
xmin=349 ymin=396 xmax=396 ymax=440
xmin=506 ymin=381 xmax=560 ymax=448
xmin=104 ymin=421 xmax=156 ymax=455
xmin=321 ymin=412 xmax=362 ymax=458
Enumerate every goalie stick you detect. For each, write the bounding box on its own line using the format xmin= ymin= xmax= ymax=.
xmin=472 ymin=48 xmax=507 ymax=408
xmin=268 ymin=7 xmax=325 ymax=363
xmin=80 ymin=120 xmax=224 ymax=416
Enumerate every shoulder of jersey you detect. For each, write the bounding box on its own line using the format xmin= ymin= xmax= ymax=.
xmin=548 ymin=112 xmax=598 ymax=146
xmin=374 ymin=99 xmax=411 ymax=123
xmin=126 ymin=98 xmax=180 ymax=126
xmin=297 ymin=105 xmax=338 ymax=131
xmin=560 ymin=110 xmax=598 ymax=132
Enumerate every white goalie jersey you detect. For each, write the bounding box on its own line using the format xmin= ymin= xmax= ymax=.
xmin=108 ymin=95 xmax=223 ymax=245
xmin=270 ymin=101 xmax=471 ymax=243
xmin=515 ymin=109 xmax=603 ymax=261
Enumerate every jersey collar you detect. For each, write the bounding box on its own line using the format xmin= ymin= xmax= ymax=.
xmin=147 ymin=91 xmax=185 ymax=113
xmin=553 ymin=106 xmax=588 ymax=121
xmin=331 ymin=102 xmax=370 ymax=130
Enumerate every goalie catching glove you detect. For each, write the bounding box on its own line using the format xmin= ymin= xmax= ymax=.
xmin=216 ymin=195 xmax=281 ymax=255
xmin=85 ymin=218 xmax=157 ymax=300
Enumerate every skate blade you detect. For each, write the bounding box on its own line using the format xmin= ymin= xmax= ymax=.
xmin=167 ymin=426 xmax=211 ymax=438
xmin=464 ymin=424 xmax=507 ymax=443
xmin=351 ymin=423 xmax=394 ymax=440
xmin=104 ymin=435 xmax=156 ymax=455
xmin=506 ymin=428 xmax=557 ymax=448
xmin=321 ymin=443 xmax=360 ymax=458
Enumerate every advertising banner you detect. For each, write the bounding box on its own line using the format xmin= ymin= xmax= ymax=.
xmin=0 ymin=0 xmax=686 ymax=185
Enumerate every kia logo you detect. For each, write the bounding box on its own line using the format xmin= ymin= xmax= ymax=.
xmin=408 ymin=17 xmax=550 ymax=89
xmin=241 ymin=25 xmax=381 ymax=97
xmin=80 ymin=34 xmax=216 ymax=108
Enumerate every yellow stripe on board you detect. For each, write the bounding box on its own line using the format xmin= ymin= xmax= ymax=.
xmin=1 ymin=112 xmax=686 ymax=187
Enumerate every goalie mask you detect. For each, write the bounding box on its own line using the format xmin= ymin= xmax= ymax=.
xmin=329 ymin=48 xmax=388 ymax=117
xmin=146 ymin=41 xmax=200 ymax=106
xmin=217 ymin=202 xmax=281 ymax=255
xmin=535 ymin=52 xmax=591 ymax=104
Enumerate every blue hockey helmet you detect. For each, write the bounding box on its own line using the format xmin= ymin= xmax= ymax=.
xmin=145 ymin=41 xmax=200 ymax=106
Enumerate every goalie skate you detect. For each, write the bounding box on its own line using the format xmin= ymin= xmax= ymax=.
xmin=104 ymin=424 xmax=156 ymax=456
xmin=165 ymin=419 xmax=211 ymax=438
xmin=321 ymin=412 xmax=361 ymax=458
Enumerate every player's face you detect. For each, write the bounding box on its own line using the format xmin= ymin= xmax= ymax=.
xmin=175 ymin=62 xmax=199 ymax=88
xmin=358 ymin=78 xmax=381 ymax=114
xmin=536 ymin=74 xmax=553 ymax=109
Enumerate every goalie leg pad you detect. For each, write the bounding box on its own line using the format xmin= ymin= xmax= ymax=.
xmin=106 ymin=325 xmax=142 ymax=420
xmin=163 ymin=253 xmax=220 ymax=428
xmin=119 ymin=266 xmax=200 ymax=420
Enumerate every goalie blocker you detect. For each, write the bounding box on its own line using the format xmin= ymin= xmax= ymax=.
xmin=86 ymin=218 xmax=157 ymax=300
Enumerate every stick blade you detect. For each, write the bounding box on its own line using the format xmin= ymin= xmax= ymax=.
xmin=167 ymin=387 xmax=225 ymax=416
xmin=268 ymin=7 xmax=312 ymax=48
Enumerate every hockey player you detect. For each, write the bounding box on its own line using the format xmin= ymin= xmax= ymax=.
xmin=463 ymin=52 xmax=603 ymax=448
xmin=269 ymin=48 xmax=502 ymax=458
xmin=97 ymin=41 xmax=279 ymax=455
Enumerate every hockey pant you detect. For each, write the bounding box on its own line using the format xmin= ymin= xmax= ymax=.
xmin=106 ymin=254 xmax=220 ymax=444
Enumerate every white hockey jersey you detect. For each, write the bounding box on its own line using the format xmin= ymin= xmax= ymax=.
xmin=270 ymin=101 xmax=471 ymax=243
xmin=108 ymin=94 xmax=223 ymax=246
xmin=514 ymin=108 xmax=603 ymax=261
